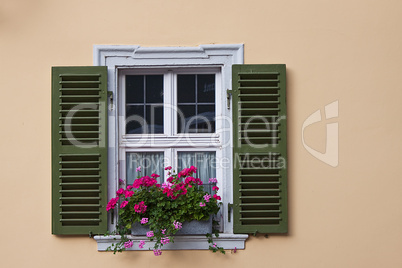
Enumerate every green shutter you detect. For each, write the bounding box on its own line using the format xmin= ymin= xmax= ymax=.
xmin=52 ymin=66 xmax=108 ymax=235
xmin=232 ymin=64 xmax=287 ymax=234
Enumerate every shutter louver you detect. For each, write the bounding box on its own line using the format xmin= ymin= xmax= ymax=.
xmin=52 ymin=67 xmax=108 ymax=235
xmin=232 ymin=64 xmax=287 ymax=234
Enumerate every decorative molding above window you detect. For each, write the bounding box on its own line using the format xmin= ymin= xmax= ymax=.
xmin=94 ymin=44 xmax=244 ymax=66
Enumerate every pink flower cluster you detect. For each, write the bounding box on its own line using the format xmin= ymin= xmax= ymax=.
xmin=178 ymin=166 xmax=197 ymax=178
xmin=124 ymin=190 xmax=134 ymax=198
xmin=140 ymin=217 xmax=148 ymax=224
xmin=199 ymin=202 xmax=206 ymax=207
xmin=173 ymin=220 xmax=182 ymax=230
xmin=120 ymin=201 xmax=128 ymax=208
xmin=106 ymin=197 xmax=119 ymax=211
xmin=153 ymin=249 xmax=162 ymax=256
xmin=134 ymin=201 xmax=147 ymax=214
xmin=124 ymin=240 xmax=133 ymax=249
xmin=138 ymin=240 xmax=145 ymax=249
xmin=184 ymin=176 xmax=203 ymax=186
xmin=163 ymin=181 xmax=188 ymax=200
xmin=208 ymin=178 xmax=217 ymax=183
xmin=161 ymin=237 xmax=170 ymax=245
xmin=146 ymin=231 xmax=154 ymax=237
xmin=116 ymin=188 xmax=124 ymax=195
xmin=213 ymin=194 xmax=221 ymax=200
xmin=133 ymin=176 xmax=159 ymax=188
xmin=204 ymin=194 xmax=211 ymax=202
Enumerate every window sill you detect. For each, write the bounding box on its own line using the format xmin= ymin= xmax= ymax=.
xmin=94 ymin=234 xmax=248 ymax=251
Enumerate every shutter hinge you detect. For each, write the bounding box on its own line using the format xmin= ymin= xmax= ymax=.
xmin=227 ymin=203 xmax=233 ymax=222
xmin=89 ymin=231 xmax=93 ymax=238
xmin=111 ymin=209 xmax=114 ymax=224
xmin=226 ymin=89 xmax=232 ymax=110
xmin=107 ymin=91 xmax=113 ymax=110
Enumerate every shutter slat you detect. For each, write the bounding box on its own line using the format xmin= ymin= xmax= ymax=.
xmin=233 ymin=64 xmax=287 ymax=234
xmin=60 ymin=81 xmax=101 ymax=84
xmin=60 ymin=212 xmax=101 ymax=215
xmin=52 ymin=66 xmax=108 ymax=235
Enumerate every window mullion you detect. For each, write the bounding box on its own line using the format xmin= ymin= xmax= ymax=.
xmin=165 ymin=71 xmax=173 ymax=136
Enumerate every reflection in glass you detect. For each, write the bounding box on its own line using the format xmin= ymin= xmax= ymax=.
xmin=177 ymin=74 xmax=215 ymax=133
xmin=126 ymin=75 xmax=164 ymax=134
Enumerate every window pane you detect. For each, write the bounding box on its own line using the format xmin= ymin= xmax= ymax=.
xmin=126 ymin=152 xmax=164 ymax=185
xmin=177 ymin=152 xmax=216 ymax=193
xmin=177 ymin=105 xmax=196 ymax=133
xmin=177 ymin=74 xmax=215 ymax=133
xmin=146 ymin=104 xmax=163 ymax=134
xmin=197 ymin=105 xmax=215 ymax=133
xmin=126 ymin=75 xmax=144 ymax=104
xmin=177 ymin=75 xmax=195 ymax=103
xmin=126 ymin=105 xmax=144 ymax=134
xmin=146 ymin=75 xmax=163 ymax=103
xmin=197 ymin=74 xmax=215 ymax=103
xmin=125 ymin=74 xmax=164 ymax=134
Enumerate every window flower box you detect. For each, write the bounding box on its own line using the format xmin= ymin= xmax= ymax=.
xmin=131 ymin=217 xmax=212 ymax=236
xmin=106 ymin=166 xmax=224 ymax=255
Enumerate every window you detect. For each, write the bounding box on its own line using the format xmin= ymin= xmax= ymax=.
xmin=119 ymin=68 xmax=222 ymax=194
xmin=51 ymin=44 xmax=287 ymax=250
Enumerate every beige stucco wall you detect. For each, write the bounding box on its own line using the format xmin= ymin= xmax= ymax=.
xmin=1 ymin=0 xmax=402 ymax=267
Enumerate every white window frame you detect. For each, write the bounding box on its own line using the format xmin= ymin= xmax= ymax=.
xmin=93 ymin=44 xmax=248 ymax=250
xmin=119 ymin=67 xmax=222 ymax=184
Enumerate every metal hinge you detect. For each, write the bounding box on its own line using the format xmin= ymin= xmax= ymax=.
xmin=111 ymin=209 xmax=114 ymax=224
xmin=228 ymin=203 xmax=233 ymax=222
xmin=226 ymin=89 xmax=232 ymax=109
xmin=107 ymin=91 xmax=113 ymax=110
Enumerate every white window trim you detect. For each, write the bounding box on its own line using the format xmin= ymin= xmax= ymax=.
xmin=93 ymin=44 xmax=248 ymax=250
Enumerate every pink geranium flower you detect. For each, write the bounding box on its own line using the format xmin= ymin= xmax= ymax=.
xmin=120 ymin=201 xmax=129 ymax=208
xmin=208 ymin=178 xmax=217 ymax=183
xmin=124 ymin=240 xmax=133 ymax=249
xmin=203 ymin=194 xmax=211 ymax=202
xmin=116 ymin=188 xmax=124 ymax=196
xmin=153 ymin=249 xmax=162 ymax=256
xmin=146 ymin=231 xmax=154 ymax=237
xmin=134 ymin=201 xmax=147 ymax=214
xmin=106 ymin=197 xmax=119 ymax=211
xmin=213 ymin=194 xmax=221 ymax=200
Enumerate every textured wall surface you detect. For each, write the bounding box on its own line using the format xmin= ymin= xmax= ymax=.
xmin=1 ymin=0 xmax=401 ymax=267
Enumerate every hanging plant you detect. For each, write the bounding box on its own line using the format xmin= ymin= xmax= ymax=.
xmin=106 ymin=166 xmax=225 ymax=256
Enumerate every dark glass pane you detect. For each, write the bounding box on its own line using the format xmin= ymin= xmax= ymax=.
xmin=197 ymin=105 xmax=215 ymax=133
xmin=126 ymin=105 xmax=145 ymax=134
xmin=177 ymin=75 xmax=195 ymax=103
xmin=177 ymin=105 xmax=196 ymax=133
xmin=197 ymin=74 xmax=215 ymax=103
xmin=146 ymin=75 xmax=163 ymax=103
xmin=146 ymin=104 xmax=164 ymax=134
xmin=126 ymin=75 xmax=144 ymax=104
